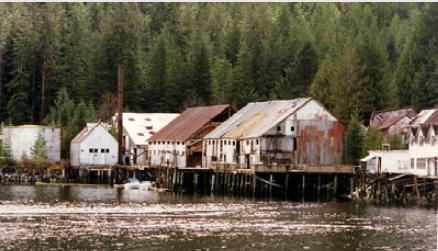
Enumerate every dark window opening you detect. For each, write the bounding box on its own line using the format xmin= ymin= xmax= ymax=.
xmin=291 ymin=126 xmax=295 ymax=132
xmin=277 ymin=126 xmax=281 ymax=131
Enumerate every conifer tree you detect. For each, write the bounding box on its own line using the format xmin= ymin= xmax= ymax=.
xmin=344 ymin=114 xmax=365 ymax=165
xmin=31 ymin=133 xmax=49 ymax=170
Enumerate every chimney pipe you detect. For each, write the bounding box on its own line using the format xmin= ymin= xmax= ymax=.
xmin=117 ymin=64 xmax=124 ymax=165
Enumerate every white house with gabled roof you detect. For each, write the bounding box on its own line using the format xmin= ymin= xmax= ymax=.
xmin=70 ymin=123 xmax=118 ymax=168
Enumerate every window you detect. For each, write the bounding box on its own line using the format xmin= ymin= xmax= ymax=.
xmin=128 ymin=117 xmax=135 ymax=121
xmin=177 ymin=141 xmax=180 ymax=145
xmin=277 ymin=126 xmax=281 ymax=131
xmin=182 ymin=151 xmax=185 ymax=155
xmin=81 ymin=149 xmax=84 ymax=152
xmin=106 ymin=149 xmax=110 ymax=153
xmin=246 ymin=140 xmax=249 ymax=145
xmin=417 ymin=158 xmax=426 ymax=169
xmin=144 ymin=118 xmax=151 ymax=121
xmin=233 ymin=141 xmax=236 ymax=146
xmin=256 ymin=139 xmax=259 ymax=145
xmin=101 ymin=149 xmax=105 ymax=153
xmin=94 ymin=148 xmax=98 ymax=153
xmin=291 ymin=126 xmax=295 ymax=132
xmin=145 ymin=126 xmax=153 ymax=130
xmin=137 ymin=132 xmax=144 ymax=136
xmin=89 ymin=148 xmax=93 ymax=153
xmin=224 ymin=140 xmax=227 ymax=145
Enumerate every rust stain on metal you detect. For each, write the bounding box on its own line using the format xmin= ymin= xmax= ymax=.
xmin=149 ymin=104 xmax=232 ymax=142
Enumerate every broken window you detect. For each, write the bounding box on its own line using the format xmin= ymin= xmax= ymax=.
xmin=89 ymin=149 xmax=93 ymax=153
xmin=106 ymin=149 xmax=110 ymax=153
xmin=128 ymin=118 xmax=135 ymax=121
xmin=291 ymin=126 xmax=295 ymax=132
xmin=101 ymin=149 xmax=105 ymax=153
xmin=137 ymin=132 xmax=144 ymax=136
xmin=145 ymin=126 xmax=153 ymax=130
xmin=277 ymin=126 xmax=281 ymax=131
xmin=94 ymin=148 xmax=98 ymax=153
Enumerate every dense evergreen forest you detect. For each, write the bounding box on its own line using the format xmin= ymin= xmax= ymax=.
xmin=0 ymin=3 xmax=437 ymax=128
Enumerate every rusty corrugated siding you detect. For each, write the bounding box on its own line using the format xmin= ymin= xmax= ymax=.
xmin=297 ymin=120 xmax=344 ymax=166
xmin=149 ymin=104 xmax=231 ymax=142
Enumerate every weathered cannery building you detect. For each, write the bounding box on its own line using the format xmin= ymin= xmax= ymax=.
xmin=148 ymin=105 xmax=234 ymax=168
xmin=369 ymin=108 xmax=417 ymax=137
xmin=2 ymin=125 xmax=61 ymax=163
xmin=113 ymin=113 xmax=179 ymax=165
xmin=70 ymin=123 xmax=118 ymax=168
xmin=203 ymin=98 xmax=345 ymax=171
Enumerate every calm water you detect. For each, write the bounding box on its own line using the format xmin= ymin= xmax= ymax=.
xmin=0 ymin=184 xmax=436 ymax=251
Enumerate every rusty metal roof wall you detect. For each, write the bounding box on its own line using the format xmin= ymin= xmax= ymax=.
xmin=410 ymin=108 xmax=437 ymax=125
xmin=71 ymin=127 xmax=91 ymax=144
xmin=369 ymin=108 xmax=417 ymax=130
xmin=149 ymin=104 xmax=231 ymax=142
xmin=204 ymin=98 xmax=312 ymax=139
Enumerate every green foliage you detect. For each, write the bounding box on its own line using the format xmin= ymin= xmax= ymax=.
xmin=0 ymin=3 xmax=431 ymax=126
xmin=344 ymin=114 xmax=365 ymax=165
xmin=31 ymin=133 xmax=49 ymax=169
xmin=0 ymin=141 xmax=16 ymax=167
xmin=363 ymin=128 xmax=384 ymax=155
xmin=385 ymin=133 xmax=406 ymax=150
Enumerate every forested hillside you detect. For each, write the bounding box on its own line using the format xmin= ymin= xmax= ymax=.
xmin=0 ymin=3 xmax=437 ymax=127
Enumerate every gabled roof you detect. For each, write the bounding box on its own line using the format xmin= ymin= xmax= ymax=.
xmin=369 ymin=108 xmax=416 ymax=130
xmin=71 ymin=123 xmax=101 ymax=144
xmin=410 ymin=108 xmax=437 ymax=125
xmin=149 ymin=104 xmax=231 ymax=142
xmin=204 ymin=98 xmax=312 ymax=139
xmin=424 ymin=109 xmax=438 ymax=125
xmin=121 ymin=113 xmax=179 ymax=146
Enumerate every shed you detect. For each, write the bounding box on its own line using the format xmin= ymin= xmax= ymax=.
xmin=70 ymin=123 xmax=118 ymax=168
xmin=203 ymin=98 xmax=345 ymax=171
xmin=148 ymin=104 xmax=234 ymax=168
xmin=2 ymin=125 xmax=61 ymax=163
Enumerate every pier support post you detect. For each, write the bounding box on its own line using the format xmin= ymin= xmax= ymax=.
xmin=211 ymin=174 xmax=215 ymax=194
xmin=252 ymin=174 xmax=256 ymax=197
xmin=317 ymin=174 xmax=321 ymax=201
xmin=413 ymin=176 xmax=421 ymax=205
xmin=302 ymin=174 xmax=305 ymax=202
xmin=193 ymin=173 xmax=199 ymax=193
xmin=333 ymin=174 xmax=338 ymax=198
xmin=350 ymin=176 xmax=354 ymax=198
xmin=284 ymin=174 xmax=289 ymax=200
xmin=269 ymin=174 xmax=273 ymax=198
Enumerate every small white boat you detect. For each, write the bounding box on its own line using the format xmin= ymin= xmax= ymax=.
xmin=124 ymin=177 xmax=141 ymax=189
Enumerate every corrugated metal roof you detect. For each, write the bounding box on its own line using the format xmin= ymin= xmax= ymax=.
xmin=149 ymin=104 xmax=231 ymax=142
xmin=204 ymin=98 xmax=312 ymax=139
xmin=424 ymin=109 xmax=438 ymax=125
xmin=369 ymin=108 xmax=416 ymax=130
xmin=120 ymin=113 xmax=179 ymax=146
xmin=410 ymin=108 xmax=437 ymax=125
xmin=71 ymin=124 xmax=101 ymax=144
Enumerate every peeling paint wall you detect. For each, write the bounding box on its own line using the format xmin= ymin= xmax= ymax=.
xmin=3 ymin=126 xmax=61 ymax=162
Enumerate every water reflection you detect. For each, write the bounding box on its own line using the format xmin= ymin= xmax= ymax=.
xmin=0 ymin=184 xmax=435 ymax=250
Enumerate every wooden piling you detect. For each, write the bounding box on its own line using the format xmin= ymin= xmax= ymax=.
xmin=302 ymin=174 xmax=305 ymax=202
xmin=269 ymin=174 xmax=273 ymax=198
xmin=284 ymin=174 xmax=289 ymax=200
xmin=317 ymin=174 xmax=321 ymax=201
xmin=211 ymin=174 xmax=215 ymax=194
xmin=333 ymin=174 xmax=338 ymax=198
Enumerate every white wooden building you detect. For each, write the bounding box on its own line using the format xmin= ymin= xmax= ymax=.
xmin=361 ymin=124 xmax=438 ymax=177
xmin=70 ymin=123 xmax=118 ymax=168
xmin=113 ymin=113 xmax=179 ymax=165
xmin=203 ymin=98 xmax=345 ymax=171
xmin=2 ymin=125 xmax=61 ymax=162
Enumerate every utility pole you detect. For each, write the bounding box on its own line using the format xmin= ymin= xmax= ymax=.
xmin=117 ymin=64 xmax=124 ymax=165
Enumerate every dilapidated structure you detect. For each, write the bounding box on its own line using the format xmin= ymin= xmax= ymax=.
xmin=203 ymin=98 xmax=345 ymax=171
xmin=148 ymin=105 xmax=234 ymax=168
xmin=2 ymin=125 xmax=61 ymax=163
xmin=410 ymin=107 xmax=438 ymax=125
xmin=113 ymin=113 xmax=179 ymax=165
xmin=70 ymin=123 xmax=118 ymax=168
xmin=369 ymin=108 xmax=417 ymax=137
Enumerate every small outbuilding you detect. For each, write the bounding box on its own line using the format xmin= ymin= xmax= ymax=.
xmin=2 ymin=125 xmax=61 ymax=163
xmin=70 ymin=123 xmax=118 ymax=168
xmin=203 ymin=98 xmax=345 ymax=171
xmin=148 ymin=104 xmax=234 ymax=168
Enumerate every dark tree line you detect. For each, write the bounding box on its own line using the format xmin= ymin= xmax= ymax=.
xmin=0 ymin=3 xmax=437 ymax=129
